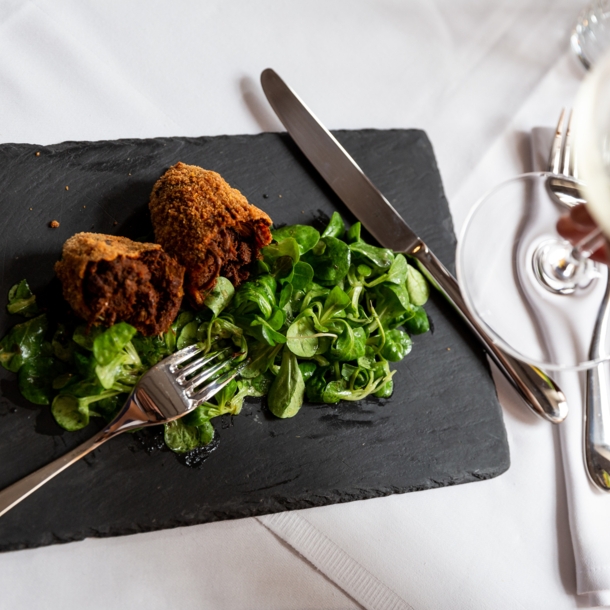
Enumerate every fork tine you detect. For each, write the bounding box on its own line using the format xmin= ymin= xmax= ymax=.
xmin=165 ymin=344 xmax=203 ymax=368
xmin=566 ymin=110 xmax=579 ymax=179
xmin=175 ymin=348 xmax=230 ymax=383
xmin=548 ymin=108 xmax=566 ymax=174
xmin=192 ymin=361 xmax=249 ymax=406
xmin=183 ymin=355 xmax=236 ymax=394
xmin=562 ymin=109 xmax=576 ymax=177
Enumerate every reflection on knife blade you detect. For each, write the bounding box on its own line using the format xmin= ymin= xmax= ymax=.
xmin=260 ymin=68 xmax=567 ymax=424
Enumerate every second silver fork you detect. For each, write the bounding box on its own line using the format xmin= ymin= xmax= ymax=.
xmin=549 ymin=109 xmax=610 ymax=492
xmin=546 ymin=108 xmax=586 ymax=208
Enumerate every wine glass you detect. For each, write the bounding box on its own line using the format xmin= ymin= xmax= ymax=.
xmin=456 ymin=50 xmax=610 ymax=372
xmin=572 ymin=0 xmax=610 ymax=70
xmin=457 ymin=172 xmax=607 ymax=372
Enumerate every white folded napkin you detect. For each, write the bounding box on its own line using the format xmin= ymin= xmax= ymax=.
xmin=532 ymin=127 xmax=610 ymax=608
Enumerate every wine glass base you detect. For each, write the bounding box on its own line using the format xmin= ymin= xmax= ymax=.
xmin=532 ymin=238 xmax=599 ymax=295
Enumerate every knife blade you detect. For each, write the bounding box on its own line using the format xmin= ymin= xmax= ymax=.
xmin=260 ymin=67 xmax=567 ymax=424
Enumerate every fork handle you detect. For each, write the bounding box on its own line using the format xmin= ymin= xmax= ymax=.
xmin=0 ymin=427 xmax=115 ymax=518
xmin=410 ymin=243 xmax=568 ymax=424
xmin=584 ymin=276 xmax=610 ymax=491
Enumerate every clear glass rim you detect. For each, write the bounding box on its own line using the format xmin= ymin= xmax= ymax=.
xmin=456 ymin=171 xmax=609 ymax=372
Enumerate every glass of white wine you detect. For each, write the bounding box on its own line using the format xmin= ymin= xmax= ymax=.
xmin=456 ymin=50 xmax=610 ymax=373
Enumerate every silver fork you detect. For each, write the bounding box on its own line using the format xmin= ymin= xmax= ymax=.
xmin=0 ymin=346 xmax=245 ymax=517
xmin=548 ymin=109 xmax=610 ymax=492
xmin=546 ymin=108 xmax=586 ymax=208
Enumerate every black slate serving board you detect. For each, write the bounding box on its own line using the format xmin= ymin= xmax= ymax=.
xmin=0 ymin=129 xmax=509 ymax=552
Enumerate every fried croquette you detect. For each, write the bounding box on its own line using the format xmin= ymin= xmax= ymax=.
xmin=149 ymin=162 xmax=272 ymax=308
xmin=55 ymin=232 xmax=184 ymax=336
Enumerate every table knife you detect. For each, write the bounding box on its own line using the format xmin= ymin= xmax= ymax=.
xmin=260 ymin=68 xmax=568 ymax=424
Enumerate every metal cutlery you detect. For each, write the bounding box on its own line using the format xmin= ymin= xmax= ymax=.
xmin=0 ymin=347 xmax=245 ymax=517
xmin=585 ymin=281 xmax=610 ymax=491
xmin=546 ymin=108 xmax=586 ymax=208
xmin=261 ymin=67 xmax=568 ymax=424
xmin=548 ymin=109 xmax=610 ymax=491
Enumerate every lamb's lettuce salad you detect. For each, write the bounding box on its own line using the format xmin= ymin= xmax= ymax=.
xmin=0 ymin=213 xmax=431 ymax=460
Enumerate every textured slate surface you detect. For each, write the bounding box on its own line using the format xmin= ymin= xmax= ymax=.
xmin=0 ymin=130 xmax=509 ymax=552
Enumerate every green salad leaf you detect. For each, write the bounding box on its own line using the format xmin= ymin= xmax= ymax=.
xmin=93 ymin=322 xmax=138 ymax=366
xmin=7 ymin=279 xmax=40 ymax=317
xmin=406 ymin=264 xmax=430 ymax=306
xmin=380 ymin=329 xmax=412 ymax=362
xmin=164 ymin=419 xmax=214 ymax=453
xmin=303 ymin=236 xmax=351 ymax=284
xmin=349 ymin=241 xmax=394 ymax=270
xmin=286 ymin=316 xmax=320 ymax=358
xmin=203 ymin=277 xmax=235 ymax=317
xmin=18 ymin=356 xmax=64 ymax=405
xmin=321 ymin=211 xmax=345 ymax=239
xmin=268 ymin=348 xmax=305 ymax=418
xmin=0 ymin=314 xmax=48 ymax=372
xmin=0 ymin=212 xmax=431 ymax=461
xmin=271 ymin=225 xmax=320 ymax=255
xmin=51 ymin=394 xmax=91 ymax=431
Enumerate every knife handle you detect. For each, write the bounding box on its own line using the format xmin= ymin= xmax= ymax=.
xmin=409 ymin=242 xmax=568 ymax=424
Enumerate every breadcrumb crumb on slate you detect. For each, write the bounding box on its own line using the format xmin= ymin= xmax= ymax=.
xmin=49 ymin=220 xmax=60 ymax=228
xmin=55 ymin=233 xmax=184 ymax=336
xmin=149 ymin=162 xmax=272 ymax=308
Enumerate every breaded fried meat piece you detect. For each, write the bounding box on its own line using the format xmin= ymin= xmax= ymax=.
xmin=55 ymin=232 xmax=184 ymax=336
xmin=149 ymin=162 xmax=272 ymax=308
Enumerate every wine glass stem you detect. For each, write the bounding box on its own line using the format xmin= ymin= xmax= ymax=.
xmin=571 ymin=226 xmax=605 ymax=261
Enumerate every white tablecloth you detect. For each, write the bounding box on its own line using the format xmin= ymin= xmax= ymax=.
xmin=0 ymin=1 xmax=599 ymax=608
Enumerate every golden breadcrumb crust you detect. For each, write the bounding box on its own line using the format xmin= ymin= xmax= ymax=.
xmin=149 ymin=162 xmax=272 ymax=306
xmin=149 ymin=162 xmax=271 ymax=264
xmin=55 ymin=233 xmax=164 ymax=312
xmin=55 ymin=232 xmax=184 ymax=335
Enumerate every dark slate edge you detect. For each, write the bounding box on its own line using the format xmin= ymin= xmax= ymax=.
xmin=0 ymin=462 xmax=504 ymax=553
xmin=0 ymin=129 xmax=509 ymax=553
